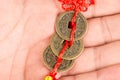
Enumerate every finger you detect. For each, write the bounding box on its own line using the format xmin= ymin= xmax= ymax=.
xmin=59 ymin=41 xmax=120 ymax=76
xmin=84 ymin=14 xmax=120 ymax=47
xmin=82 ymin=0 xmax=120 ymax=18
xmin=59 ymin=64 xmax=120 ymax=80
xmin=56 ymin=0 xmax=120 ymax=18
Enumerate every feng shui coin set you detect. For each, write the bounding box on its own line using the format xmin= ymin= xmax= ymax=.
xmin=43 ymin=11 xmax=87 ymax=72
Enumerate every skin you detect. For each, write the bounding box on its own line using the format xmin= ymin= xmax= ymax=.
xmin=0 ymin=0 xmax=120 ymax=80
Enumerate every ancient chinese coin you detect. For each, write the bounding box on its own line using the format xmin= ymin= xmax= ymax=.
xmin=43 ymin=46 xmax=74 ymax=72
xmin=56 ymin=11 xmax=87 ymax=41
xmin=50 ymin=33 xmax=84 ymax=60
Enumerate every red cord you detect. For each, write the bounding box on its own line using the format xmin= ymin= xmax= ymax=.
xmin=59 ymin=0 xmax=95 ymax=11
xmin=48 ymin=0 xmax=95 ymax=80
xmin=50 ymin=41 xmax=69 ymax=80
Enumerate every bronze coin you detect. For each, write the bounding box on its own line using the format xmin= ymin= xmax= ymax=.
xmin=56 ymin=11 xmax=87 ymax=41
xmin=43 ymin=46 xmax=74 ymax=72
xmin=50 ymin=33 xmax=84 ymax=60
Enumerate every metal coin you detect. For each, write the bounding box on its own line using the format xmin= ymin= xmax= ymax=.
xmin=50 ymin=33 xmax=84 ymax=60
xmin=43 ymin=46 xmax=74 ymax=72
xmin=56 ymin=11 xmax=87 ymax=41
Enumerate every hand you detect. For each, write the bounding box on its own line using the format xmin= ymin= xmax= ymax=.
xmin=0 ymin=0 xmax=120 ymax=80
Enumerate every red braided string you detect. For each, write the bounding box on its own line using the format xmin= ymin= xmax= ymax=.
xmin=50 ymin=41 xmax=69 ymax=80
xmin=48 ymin=0 xmax=94 ymax=80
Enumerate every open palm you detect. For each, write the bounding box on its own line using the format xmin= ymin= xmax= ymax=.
xmin=0 ymin=0 xmax=120 ymax=80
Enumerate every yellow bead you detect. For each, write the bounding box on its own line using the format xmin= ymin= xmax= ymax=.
xmin=45 ymin=76 xmax=53 ymax=80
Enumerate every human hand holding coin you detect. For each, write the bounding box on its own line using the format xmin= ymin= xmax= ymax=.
xmin=0 ymin=0 xmax=120 ymax=80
